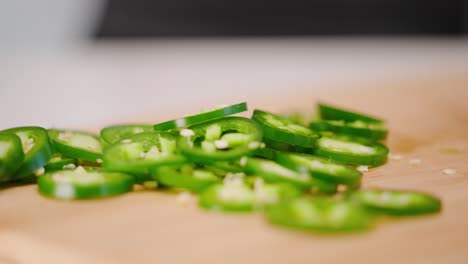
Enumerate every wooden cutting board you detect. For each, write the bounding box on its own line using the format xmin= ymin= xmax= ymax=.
xmin=1 ymin=74 xmax=467 ymax=264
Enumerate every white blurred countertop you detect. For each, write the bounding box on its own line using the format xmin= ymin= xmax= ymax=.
xmin=2 ymin=38 xmax=468 ymax=130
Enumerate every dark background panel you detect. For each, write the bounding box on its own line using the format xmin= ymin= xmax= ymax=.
xmin=95 ymin=0 xmax=467 ymax=37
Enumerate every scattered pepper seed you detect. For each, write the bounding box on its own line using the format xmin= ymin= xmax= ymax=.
xmin=240 ymin=156 xmax=248 ymax=166
xmin=248 ymin=141 xmax=260 ymax=149
xmin=180 ymin=129 xmax=195 ymax=137
xmin=74 ymin=166 xmax=86 ymax=173
xmin=62 ymin=163 xmax=76 ymax=170
xmin=409 ymin=158 xmax=421 ymax=166
xmin=214 ymin=140 xmax=229 ymax=150
xmin=177 ymin=192 xmax=193 ymax=206
xmin=388 ymin=153 xmax=403 ymax=161
xmin=442 ymin=168 xmax=456 ymax=175
xmin=33 ymin=167 xmax=45 ymax=176
xmin=357 ymin=166 xmax=369 ymax=172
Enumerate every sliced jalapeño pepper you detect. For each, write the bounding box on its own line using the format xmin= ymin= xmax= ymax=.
xmin=0 ymin=133 xmax=25 ymax=182
xmin=314 ymin=135 xmax=388 ymax=167
xmin=318 ymin=103 xmax=384 ymax=124
xmin=252 ymin=110 xmax=320 ymax=147
xmin=262 ymin=138 xmax=314 ymax=155
xmin=243 ymin=157 xmax=337 ymax=193
xmin=252 ymin=181 xmax=303 ymax=208
xmin=199 ymin=182 xmax=255 ymax=212
xmin=152 ymin=163 xmax=220 ymax=193
xmin=276 ymin=152 xmax=362 ymax=186
xmin=100 ymin=124 xmax=153 ymax=145
xmin=38 ymin=166 xmax=134 ymax=200
xmin=203 ymin=161 xmax=244 ymax=177
xmin=283 ymin=112 xmax=317 ymax=127
xmin=154 ymin=102 xmax=247 ymax=131
xmin=49 ymin=129 xmax=103 ymax=163
xmin=198 ymin=178 xmax=302 ymax=212
xmin=177 ymin=117 xmax=262 ymax=163
xmin=349 ymin=189 xmax=442 ymax=216
xmin=310 ymin=120 xmax=388 ymax=141
xmin=2 ymin=126 xmax=53 ymax=179
xmin=103 ymin=131 xmax=186 ymax=175
xmin=266 ymin=197 xmax=372 ymax=232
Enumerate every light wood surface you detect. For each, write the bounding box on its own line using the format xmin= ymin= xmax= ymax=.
xmin=1 ymin=75 xmax=468 ymax=264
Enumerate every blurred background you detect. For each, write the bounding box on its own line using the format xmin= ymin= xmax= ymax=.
xmin=1 ymin=0 xmax=468 ymax=129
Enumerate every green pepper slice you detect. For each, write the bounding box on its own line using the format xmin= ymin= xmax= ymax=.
xmin=177 ymin=117 xmax=262 ymax=163
xmin=103 ymin=131 xmax=186 ymax=175
xmin=0 ymin=133 xmax=25 ymax=182
xmin=38 ymin=167 xmax=134 ymax=200
xmin=44 ymin=153 xmax=77 ymax=172
xmin=318 ymin=103 xmax=384 ymax=124
xmin=2 ymin=126 xmax=53 ymax=179
xmin=243 ymin=157 xmax=336 ymax=193
xmin=204 ymin=161 xmax=244 ymax=177
xmin=263 ymin=138 xmax=314 ymax=155
xmin=154 ymin=102 xmax=248 ymax=131
xmin=276 ymin=152 xmax=362 ymax=186
xmin=310 ymin=120 xmax=388 ymax=141
xmin=252 ymin=110 xmax=320 ymax=147
xmin=266 ymin=197 xmax=372 ymax=232
xmin=244 ymin=177 xmax=303 ymax=202
xmin=100 ymin=124 xmax=153 ymax=145
xmin=251 ymin=180 xmax=303 ymax=209
xmin=283 ymin=112 xmax=318 ymax=127
xmin=152 ymin=163 xmax=220 ymax=193
xmin=199 ymin=182 xmax=255 ymax=212
xmin=314 ymin=135 xmax=389 ymax=167
xmin=49 ymin=129 xmax=103 ymax=163
xmin=198 ymin=179 xmax=302 ymax=212
xmin=349 ymin=189 xmax=442 ymax=216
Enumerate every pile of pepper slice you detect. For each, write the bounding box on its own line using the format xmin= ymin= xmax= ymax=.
xmin=0 ymin=102 xmax=441 ymax=233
